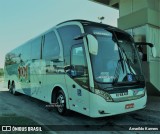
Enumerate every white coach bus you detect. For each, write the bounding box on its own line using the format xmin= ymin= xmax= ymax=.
xmin=4 ymin=20 xmax=148 ymax=117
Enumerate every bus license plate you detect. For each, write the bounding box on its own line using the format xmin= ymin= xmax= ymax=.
xmin=125 ymin=103 xmax=134 ymax=109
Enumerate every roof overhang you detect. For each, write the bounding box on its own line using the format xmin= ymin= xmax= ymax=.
xmin=90 ymin=0 xmax=119 ymax=10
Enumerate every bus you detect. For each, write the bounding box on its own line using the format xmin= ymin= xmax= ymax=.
xmin=4 ymin=20 xmax=147 ymax=117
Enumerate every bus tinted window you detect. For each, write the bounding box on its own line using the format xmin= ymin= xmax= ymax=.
xmin=31 ymin=37 xmax=42 ymax=60
xmin=21 ymin=43 xmax=31 ymax=62
xmin=71 ymin=45 xmax=89 ymax=88
xmin=12 ymin=48 xmax=21 ymax=64
xmin=5 ymin=53 xmax=14 ymax=66
xmin=57 ymin=25 xmax=82 ymax=65
xmin=43 ymin=31 xmax=60 ymax=60
xmin=71 ymin=46 xmax=86 ymax=66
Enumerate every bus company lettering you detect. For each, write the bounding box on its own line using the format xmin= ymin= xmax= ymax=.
xmin=116 ymin=92 xmax=128 ymax=97
xmin=18 ymin=66 xmax=28 ymax=79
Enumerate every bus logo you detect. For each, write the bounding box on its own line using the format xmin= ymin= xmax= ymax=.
xmin=127 ymin=74 xmax=133 ymax=82
xmin=133 ymin=89 xmax=139 ymax=96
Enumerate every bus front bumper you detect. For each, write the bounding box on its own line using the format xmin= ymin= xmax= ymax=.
xmin=89 ymin=92 xmax=147 ymax=118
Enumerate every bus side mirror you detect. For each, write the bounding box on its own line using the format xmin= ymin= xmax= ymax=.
xmin=87 ymin=34 xmax=98 ymax=55
xmin=135 ymin=42 xmax=157 ymax=58
xmin=152 ymin=46 xmax=157 ymax=58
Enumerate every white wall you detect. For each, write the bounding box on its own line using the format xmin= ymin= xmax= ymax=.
xmin=148 ymin=0 xmax=160 ymax=11
xmin=147 ymin=24 xmax=160 ymax=91
xmin=119 ymin=0 xmax=148 ymax=17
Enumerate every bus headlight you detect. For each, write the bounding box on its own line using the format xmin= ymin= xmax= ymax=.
xmin=95 ymin=89 xmax=113 ymax=102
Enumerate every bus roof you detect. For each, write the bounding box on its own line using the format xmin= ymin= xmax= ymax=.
xmin=7 ymin=19 xmax=129 ymax=54
xmin=57 ymin=19 xmax=128 ymax=35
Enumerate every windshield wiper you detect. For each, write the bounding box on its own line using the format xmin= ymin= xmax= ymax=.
xmin=120 ymin=47 xmax=140 ymax=82
xmin=120 ymin=48 xmax=134 ymax=74
xmin=112 ymin=32 xmax=126 ymax=85
xmin=112 ymin=59 xmax=122 ymax=84
xmin=112 ymin=33 xmax=139 ymax=85
xmin=113 ymin=47 xmax=140 ymax=85
xmin=118 ymin=47 xmax=125 ymax=73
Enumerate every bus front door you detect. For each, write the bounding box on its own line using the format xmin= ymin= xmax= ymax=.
xmin=65 ymin=45 xmax=90 ymax=116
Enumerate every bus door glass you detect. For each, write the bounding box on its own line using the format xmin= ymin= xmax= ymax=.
xmin=58 ymin=25 xmax=90 ymax=114
xmin=65 ymin=44 xmax=89 ymax=115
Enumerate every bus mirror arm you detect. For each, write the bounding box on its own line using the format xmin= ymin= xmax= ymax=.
xmin=135 ymin=42 xmax=153 ymax=48
xmin=74 ymin=33 xmax=88 ymax=40
xmin=135 ymin=42 xmax=157 ymax=58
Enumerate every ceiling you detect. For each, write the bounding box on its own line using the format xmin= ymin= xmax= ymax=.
xmin=90 ymin=0 xmax=119 ymax=9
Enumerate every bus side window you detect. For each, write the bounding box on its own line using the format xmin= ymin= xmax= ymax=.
xmin=31 ymin=37 xmax=42 ymax=61
xmin=43 ymin=31 xmax=60 ymax=60
xmin=57 ymin=25 xmax=82 ymax=66
xmin=5 ymin=54 xmax=13 ymax=66
xmin=21 ymin=43 xmax=31 ymax=62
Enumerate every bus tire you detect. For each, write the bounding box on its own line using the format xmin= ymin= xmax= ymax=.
xmin=9 ymin=81 xmax=13 ymax=94
xmin=11 ymin=81 xmax=17 ymax=95
xmin=8 ymin=80 xmax=10 ymax=89
xmin=56 ymin=90 xmax=67 ymax=115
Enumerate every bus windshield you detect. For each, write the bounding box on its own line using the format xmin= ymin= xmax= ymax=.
xmin=85 ymin=26 xmax=142 ymax=84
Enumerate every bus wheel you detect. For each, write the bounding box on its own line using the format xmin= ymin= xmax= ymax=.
xmin=9 ymin=81 xmax=13 ymax=94
xmin=56 ymin=90 xmax=67 ymax=115
xmin=8 ymin=81 xmax=10 ymax=89
xmin=11 ymin=81 xmax=17 ymax=95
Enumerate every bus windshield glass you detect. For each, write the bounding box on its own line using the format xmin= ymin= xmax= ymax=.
xmin=85 ymin=26 xmax=142 ymax=84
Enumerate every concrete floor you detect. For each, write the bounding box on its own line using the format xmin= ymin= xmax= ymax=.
xmin=0 ymin=80 xmax=159 ymax=134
